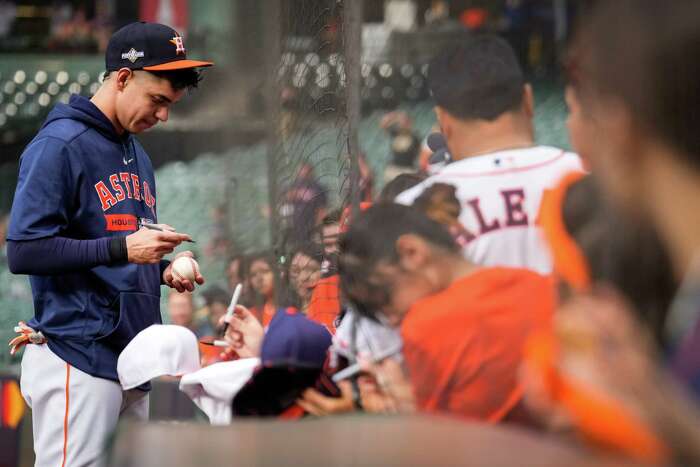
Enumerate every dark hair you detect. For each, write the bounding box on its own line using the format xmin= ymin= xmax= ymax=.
xmin=573 ymin=0 xmax=700 ymax=168
xmin=148 ymin=68 xmax=201 ymax=91
xmin=227 ymin=254 xmax=247 ymax=279
xmin=563 ymin=176 xmax=677 ymax=347
xmin=102 ymin=68 xmax=202 ymax=91
xmin=290 ymin=242 xmax=324 ymax=266
xmin=247 ymin=251 xmax=274 ymax=275
xmin=428 ymin=34 xmax=525 ymax=121
xmin=412 ymin=183 xmax=461 ymax=223
xmin=378 ymin=172 xmax=427 ymax=202
xmin=339 ymin=203 xmax=459 ymax=320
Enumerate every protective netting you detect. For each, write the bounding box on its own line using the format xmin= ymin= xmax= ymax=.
xmin=0 ymin=1 xmax=573 ymax=366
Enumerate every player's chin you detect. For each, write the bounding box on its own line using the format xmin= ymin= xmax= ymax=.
xmin=131 ymin=120 xmax=157 ymax=133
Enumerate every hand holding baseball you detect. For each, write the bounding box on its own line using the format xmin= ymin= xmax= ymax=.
xmin=163 ymin=251 xmax=205 ymax=292
xmin=126 ymin=224 xmax=192 ymax=264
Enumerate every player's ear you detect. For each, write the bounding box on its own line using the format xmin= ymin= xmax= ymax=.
xmin=522 ymin=84 xmax=534 ymax=119
xmin=395 ymin=234 xmax=431 ymax=272
xmin=115 ymin=68 xmax=133 ymax=91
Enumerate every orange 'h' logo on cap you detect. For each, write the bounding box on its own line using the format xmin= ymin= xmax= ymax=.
xmin=169 ymin=35 xmax=186 ymax=55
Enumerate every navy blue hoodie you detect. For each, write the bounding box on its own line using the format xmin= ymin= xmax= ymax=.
xmin=7 ymin=94 xmax=162 ymax=383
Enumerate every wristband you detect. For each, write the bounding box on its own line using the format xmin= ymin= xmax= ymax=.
xmin=109 ymin=236 xmax=128 ymax=263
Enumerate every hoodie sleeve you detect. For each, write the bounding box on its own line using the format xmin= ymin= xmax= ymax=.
xmin=7 ymin=136 xmax=78 ymax=241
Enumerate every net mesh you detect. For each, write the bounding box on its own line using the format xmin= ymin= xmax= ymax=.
xmin=0 ymin=1 xmax=573 ymax=367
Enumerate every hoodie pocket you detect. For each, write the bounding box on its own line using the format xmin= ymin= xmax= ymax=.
xmin=96 ymin=292 xmax=162 ymax=351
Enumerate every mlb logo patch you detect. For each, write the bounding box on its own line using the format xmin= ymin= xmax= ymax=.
xmin=121 ymin=48 xmax=145 ymax=63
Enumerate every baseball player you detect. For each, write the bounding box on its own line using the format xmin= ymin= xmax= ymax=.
xmin=6 ymin=22 xmax=212 ymax=466
xmin=396 ymin=35 xmax=583 ymax=274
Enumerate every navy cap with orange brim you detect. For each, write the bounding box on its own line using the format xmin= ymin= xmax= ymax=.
xmin=106 ymin=22 xmax=213 ymax=72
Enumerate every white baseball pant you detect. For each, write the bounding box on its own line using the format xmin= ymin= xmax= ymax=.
xmin=20 ymin=343 xmax=149 ymax=467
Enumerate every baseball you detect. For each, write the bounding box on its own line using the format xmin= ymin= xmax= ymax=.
xmin=171 ymin=256 xmax=200 ymax=282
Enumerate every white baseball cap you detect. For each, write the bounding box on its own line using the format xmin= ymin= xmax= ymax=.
xmin=179 ymin=357 xmax=260 ymax=425
xmin=332 ymin=308 xmax=403 ymax=364
xmin=117 ymin=324 xmax=201 ymax=390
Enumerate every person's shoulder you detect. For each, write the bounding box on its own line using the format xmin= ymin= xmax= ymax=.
xmin=20 ymin=134 xmax=74 ymax=164
xmin=473 ymin=267 xmax=556 ymax=315
xmin=38 ymin=114 xmax=91 ymax=144
xmin=475 ymin=266 xmax=553 ymax=289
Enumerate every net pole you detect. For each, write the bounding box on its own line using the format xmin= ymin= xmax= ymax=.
xmin=343 ymin=0 xmax=363 ymax=217
xmin=262 ymin=0 xmax=284 ymax=305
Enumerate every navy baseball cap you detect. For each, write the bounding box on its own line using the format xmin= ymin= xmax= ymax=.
xmin=232 ymin=309 xmax=332 ymax=416
xmin=106 ymin=22 xmax=213 ymax=72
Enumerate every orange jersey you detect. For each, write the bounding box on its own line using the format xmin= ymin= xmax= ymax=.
xmin=401 ymin=267 xmax=554 ymax=422
xmin=306 ymin=275 xmax=341 ymax=334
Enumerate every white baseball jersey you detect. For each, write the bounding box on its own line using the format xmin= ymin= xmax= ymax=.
xmin=396 ymin=146 xmax=583 ymax=274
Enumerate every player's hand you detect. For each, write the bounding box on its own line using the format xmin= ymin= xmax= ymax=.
xmin=162 ymin=251 xmax=205 ymax=292
xmin=126 ymin=226 xmax=191 ymax=264
xmin=219 ymin=305 xmax=264 ymax=358
xmin=296 ymin=381 xmax=355 ymax=416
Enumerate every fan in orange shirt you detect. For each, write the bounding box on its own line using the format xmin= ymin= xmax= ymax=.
xmin=338 ymin=203 xmax=554 ymax=422
xmin=246 ymin=252 xmax=277 ymax=327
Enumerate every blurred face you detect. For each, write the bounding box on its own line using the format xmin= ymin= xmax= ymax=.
xmin=290 ymin=252 xmax=321 ymax=302
xmin=249 ymin=259 xmax=274 ymax=298
xmin=369 ymin=264 xmax=436 ymax=327
xmin=570 ymin=86 xmax=645 ymax=213
xmin=115 ymin=69 xmax=184 ymax=133
xmin=168 ymin=292 xmax=194 ymax=327
xmin=322 ymin=223 xmax=341 ymax=255
xmin=344 ymin=236 xmax=442 ymax=327
xmin=566 ymin=86 xmax=597 ymax=170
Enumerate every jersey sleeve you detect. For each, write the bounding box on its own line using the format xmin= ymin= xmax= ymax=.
xmin=7 ymin=137 xmax=78 ymax=241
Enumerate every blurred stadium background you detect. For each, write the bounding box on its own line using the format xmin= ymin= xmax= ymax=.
xmin=0 ymin=1 xmax=579 ymax=464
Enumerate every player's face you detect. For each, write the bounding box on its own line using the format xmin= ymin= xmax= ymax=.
xmin=116 ymin=70 xmax=185 ymax=134
xmin=250 ymin=259 xmax=274 ymax=299
xmin=290 ymin=252 xmax=321 ymax=302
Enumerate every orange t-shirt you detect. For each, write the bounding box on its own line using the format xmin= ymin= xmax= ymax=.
xmin=306 ymin=275 xmax=341 ymax=334
xmin=401 ymin=267 xmax=554 ymax=422
xmin=252 ymin=301 xmax=276 ymax=327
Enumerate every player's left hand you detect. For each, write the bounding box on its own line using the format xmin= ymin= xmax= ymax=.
xmin=163 ymin=251 xmax=205 ymax=292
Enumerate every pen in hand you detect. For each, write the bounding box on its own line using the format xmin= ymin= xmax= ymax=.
xmin=221 ymin=283 xmax=243 ymax=337
xmin=138 ymin=222 xmax=196 ymax=243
